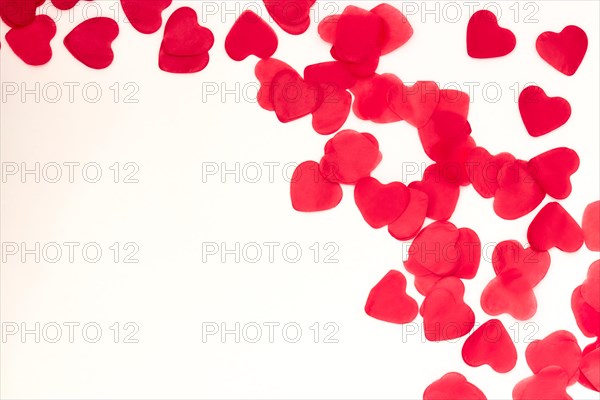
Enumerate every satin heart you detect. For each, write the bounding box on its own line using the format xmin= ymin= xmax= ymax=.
xmin=271 ymin=69 xmax=323 ymax=123
xmin=64 ymin=17 xmax=119 ymax=69
xmin=583 ymin=201 xmax=600 ymax=251
xmin=263 ymin=0 xmax=315 ymax=35
xmin=527 ymin=202 xmax=584 ymax=252
xmin=492 ymin=240 xmax=550 ymax=288
xmin=462 ymin=319 xmax=517 ymax=373
xmin=481 ymin=268 xmax=537 ymax=320
xmin=466 ymin=147 xmax=516 ymax=199
xmin=225 ymin=10 xmax=278 ymax=61
xmin=513 ymin=366 xmax=572 ymax=400
xmin=528 ymin=148 xmax=579 ymax=199
xmin=519 ymin=86 xmax=571 ymax=137
xmin=364 ymin=270 xmax=418 ymax=324
xmin=526 ymin=330 xmax=582 ymax=386
xmin=6 ymin=15 xmax=56 ymax=66
xmin=388 ymin=81 xmax=440 ymax=128
xmin=290 ymin=161 xmax=342 ymax=212
xmin=319 ymin=130 xmax=382 ymax=184
xmin=536 ymin=25 xmax=588 ymax=76
xmin=121 ymin=0 xmax=172 ymax=34
xmin=467 ymin=10 xmax=516 ymax=58
xmin=159 ymin=7 xmax=214 ymax=73
xmin=388 ymin=188 xmax=428 ymax=241
xmin=493 ymin=160 xmax=545 ymax=220
xmin=354 ymin=177 xmax=410 ymax=228
xmin=424 ymin=373 xmax=487 ymax=400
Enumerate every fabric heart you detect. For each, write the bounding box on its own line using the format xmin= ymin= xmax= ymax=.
xmin=493 ymin=160 xmax=545 ymax=220
xmin=388 ymin=81 xmax=440 ymax=128
xmin=525 ymin=330 xmax=582 ymax=386
xmin=519 ymin=86 xmax=571 ymax=137
xmin=319 ymin=130 xmax=382 ymax=184
xmin=263 ymin=0 xmax=315 ymax=35
xmin=409 ymin=164 xmax=460 ymax=221
xmin=290 ymin=161 xmax=342 ymax=212
xmin=354 ymin=177 xmax=410 ymax=229
xmin=159 ymin=7 xmax=214 ymax=73
xmin=467 ymin=10 xmax=516 ymax=58
xmin=536 ymin=25 xmax=588 ymax=76
xmin=462 ymin=319 xmax=517 ymax=373
xmin=491 ymin=240 xmax=550 ymax=288
xmin=6 ymin=15 xmax=56 ymax=66
xmin=64 ymin=17 xmax=119 ymax=69
xmin=420 ymin=277 xmax=475 ymax=341
xmin=513 ymin=366 xmax=572 ymax=400
xmin=424 ymin=373 xmax=487 ymax=400
xmin=466 ymin=147 xmax=516 ymax=199
xmin=0 ymin=0 xmax=44 ymax=28
xmin=527 ymin=202 xmax=584 ymax=252
xmin=255 ymin=58 xmax=295 ymax=111
xmin=364 ymin=270 xmax=418 ymax=324
xmin=225 ymin=10 xmax=278 ymax=61
xmin=271 ymin=69 xmax=323 ymax=123
xmin=572 ymin=285 xmax=600 ymax=338
xmin=579 ymin=347 xmax=600 ymax=392
xmin=121 ymin=0 xmax=172 ymax=34
xmin=581 ymin=260 xmax=600 ymax=311
xmin=388 ymin=188 xmax=428 ymax=241
xmin=481 ymin=268 xmax=537 ymax=320
xmin=528 ymin=148 xmax=579 ymax=199
xmin=583 ymin=201 xmax=600 ymax=251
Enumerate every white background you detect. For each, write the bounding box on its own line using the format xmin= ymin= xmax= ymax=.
xmin=1 ymin=0 xmax=599 ymax=399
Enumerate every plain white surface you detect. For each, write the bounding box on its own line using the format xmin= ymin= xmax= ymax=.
xmin=1 ymin=0 xmax=599 ymax=398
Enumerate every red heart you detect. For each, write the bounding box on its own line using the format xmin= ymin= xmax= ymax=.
xmin=406 ymin=221 xmax=461 ymax=276
xmin=453 ymin=228 xmax=481 ymax=279
xmin=420 ymin=277 xmax=475 ymax=341
xmin=513 ymin=366 xmax=572 ymax=400
xmin=582 ymin=260 xmax=600 ymax=311
xmin=263 ymin=0 xmax=315 ymax=35
xmin=388 ymin=81 xmax=440 ymax=128
xmin=271 ymin=69 xmax=322 ymax=123
xmin=350 ymin=73 xmax=403 ymax=123
xmin=225 ymin=10 xmax=278 ymax=61
xmin=388 ymin=188 xmax=428 ymax=241
xmin=319 ymin=130 xmax=382 ymax=184
xmin=159 ymin=7 xmax=214 ymax=74
xmin=493 ymin=160 xmax=545 ymax=220
xmin=529 ymin=148 xmax=579 ymax=199
xmin=467 ymin=10 xmax=516 ymax=59
xmin=255 ymin=58 xmax=295 ymax=111
xmin=0 ymin=0 xmax=44 ymax=28
xmin=583 ymin=201 xmax=600 ymax=251
xmin=354 ymin=177 xmax=410 ymax=229
xmin=409 ymin=164 xmax=460 ymax=221
xmin=370 ymin=3 xmax=413 ymax=55
xmin=527 ymin=202 xmax=584 ymax=252
xmin=525 ymin=330 xmax=582 ymax=386
xmin=121 ymin=0 xmax=172 ymax=34
xmin=462 ymin=319 xmax=517 ymax=373
xmin=6 ymin=15 xmax=56 ymax=66
xmin=572 ymin=285 xmax=600 ymax=338
xmin=492 ymin=240 xmax=550 ymax=288
xmin=579 ymin=347 xmax=600 ymax=392
xmin=536 ymin=25 xmax=588 ymax=76
xmin=364 ymin=270 xmax=418 ymax=324
xmin=481 ymin=268 xmax=537 ymax=320
xmin=310 ymin=89 xmax=352 ymax=135
xmin=304 ymin=61 xmax=356 ymax=90
xmin=519 ymin=86 xmax=571 ymax=137
xmin=51 ymin=0 xmax=87 ymax=10
xmin=290 ymin=161 xmax=342 ymax=212
xmin=64 ymin=17 xmax=119 ymax=70
xmin=424 ymin=373 xmax=487 ymax=400
xmin=466 ymin=147 xmax=515 ymax=199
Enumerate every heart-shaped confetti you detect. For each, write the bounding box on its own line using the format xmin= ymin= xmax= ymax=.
xmin=513 ymin=366 xmax=572 ymax=400
xmin=466 ymin=10 xmax=516 ymax=59
xmin=528 ymin=148 xmax=579 ymax=199
xmin=424 ymin=373 xmax=487 ymax=400
xmin=536 ymin=25 xmax=588 ymax=76
xmin=225 ymin=10 xmax=278 ymax=61
xmin=121 ymin=0 xmax=172 ymax=34
xmin=263 ymin=0 xmax=315 ymax=35
xmin=350 ymin=73 xmax=403 ymax=123
xmin=481 ymin=268 xmax=537 ymax=320
xmin=493 ymin=160 xmax=545 ymax=220
xmin=525 ymin=330 xmax=582 ymax=386
xmin=527 ymin=202 xmax=584 ymax=252
xmin=462 ymin=319 xmax=517 ymax=373
xmin=519 ymin=86 xmax=571 ymax=137
xmin=572 ymin=285 xmax=600 ymax=338
xmin=271 ymin=69 xmax=323 ymax=123
xmin=354 ymin=177 xmax=410 ymax=229
xmin=579 ymin=346 xmax=600 ymax=392
xmin=64 ymin=17 xmax=119 ymax=69
xmin=388 ymin=81 xmax=440 ymax=128
xmin=409 ymin=164 xmax=460 ymax=221
xmin=491 ymin=240 xmax=550 ymax=288
xmin=583 ymin=201 xmax=600 ymax=251
xmin=6 ymin=15 xmax=56 ymax=66
xmin=0 ymin=0 xmax=44 ymax=28
xmin=388 ymin=188 xmax=428 ymax=241
xmin=290 ymin=161 xmax=342 ymax=212
xmin=466 ymin=147 xmax=516 ymax=199
xmin=364 ymin=270 xmax=418 ymax=324
xmin=581 ymin=260 xmax=600 ymax=311
xmin=255 ymin=58 xmax=295 ymax=111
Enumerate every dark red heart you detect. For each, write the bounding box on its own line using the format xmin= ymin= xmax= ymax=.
xmin=527 ymin=202 xmax=584 ymax=252
xmin=364 ymin=270 xmax=418 ymax=324
xmin=64 ymin=17 xmax=119 ymax=69
xmin=424 ymin=373 xmax=487 ymax=400
xmin=519 ymin=86 xmax=571 ymax=137
xmin=6 ymin=15 xmax=56 ymax=66
xmin=121 ymin=0 xmax=172 ymax=34
xmin=225 ymin=10 xmax=278 ymax=61
xmin=467 ymin=10 xmax=516 ymax=59
xmin=0 ymin=0 xmax=44 ymax=28
xmin=159 ymin=7 xmax=214 ymax=74
xmin=354 ymin=177 xmax=410 ymax=229
xmin=526 ymin=330 xmax=582 ymax=386
xmin=536 ymin=25 xmax=588 ymax=76
xmin=290 ymin=161 xmax=342 ymax=212
xmin=528 ymin=148 xmax=579 ymax=199
xmin=462 ymin=319 xmax=517 ymax=373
